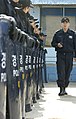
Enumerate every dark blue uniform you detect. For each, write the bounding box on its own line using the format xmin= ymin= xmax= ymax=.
xmin=51 ymin=29 xmax=76 ymax=88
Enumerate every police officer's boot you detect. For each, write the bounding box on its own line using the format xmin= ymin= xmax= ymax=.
xmin=39 ymin=88 xmax=42 ymax=94
xmin=25 ymin=104 xmax=32 ymax=112
xmin=58 ymin=87 xmax=65 ymax=96
xmin=45 ymin=80 xmax=48 ymax=83
xmin=22 ymin=117 xmax=25 ymax=119
xmin=64 ymin=87 xmax=68 ymax=95
xmin=32 ymin=97 xmax=37 ymax=103
xmin=36 ymin=93 xmax=40 ymax=100
xmin=42 ymin=83 xmax=44 ymax=88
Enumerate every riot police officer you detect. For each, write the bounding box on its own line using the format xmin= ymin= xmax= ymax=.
xmin=15 ymin=0 xmax=34 ymax=112
xmin=51 ymin=17 xmax=76 ymax=96
xmin=39 ymin=32 xmax=47 ymax=91
xmin=0 ymin=1 xmax=22 ymax=119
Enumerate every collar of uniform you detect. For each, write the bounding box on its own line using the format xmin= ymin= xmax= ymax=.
xmin=61 ymin=28 xmax=71 ymax=33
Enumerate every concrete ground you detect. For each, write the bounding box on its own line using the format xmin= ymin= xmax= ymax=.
xmin=26 ymin=82 xmax=76 ymax=119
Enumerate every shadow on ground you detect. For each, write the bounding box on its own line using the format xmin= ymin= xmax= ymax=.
xmin=57 ymin=94 xmax=76 ymax=104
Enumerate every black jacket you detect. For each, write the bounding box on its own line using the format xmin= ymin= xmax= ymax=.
xmin=16 ymin=10 xmax=32 ymax=35
xmin=0 ymin=0 xmax=9 ymax=14
xmin=51 ymin=29 xmax=76 ymax=53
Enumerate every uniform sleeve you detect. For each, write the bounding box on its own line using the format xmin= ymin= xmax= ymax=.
xmin=73 ymin=31 xmax=76 ymax=58
xmin=51 ymin=33 xmax=58 ymax=48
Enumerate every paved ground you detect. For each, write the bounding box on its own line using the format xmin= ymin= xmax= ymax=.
xmin=26 ymin=82 xmax=76 ymax=119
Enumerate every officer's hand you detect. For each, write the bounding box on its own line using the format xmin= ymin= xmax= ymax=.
xmin=73 ymin=58 xmax=76 ymax=62
xmin=57 ymin=43 xmax=63 ymax=48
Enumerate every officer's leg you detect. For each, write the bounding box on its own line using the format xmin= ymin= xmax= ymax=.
xmin=57 ymin=53 xmax=66 ymax=87
xmin=0 ymin=83 xmax=7 ymax=119
xmin=36 ymin=67 xmax=40 ymax=100
xmin=32 ymin=71 xmax=37 ymax=103
xmin=25 ymin=73 xmax=32 ymax=112
xmin=40 ymin=65 xmax=45 ymax=92
xmin=30 ymin=77 xmax=34 ymax=106
xmin=21 ymin=80 xmax=26 ymax=119
xmin=8 ymin=89 xmax=22 ymax=119
xmin=44 ymin=63 xmax=48 ymax=83
xmin=56 ymin=53 xmax=66 ymax=96
xmin=39 ymin=67 xmax=43 ymax=94
xmin=27 ymin=71 xmax=33 ymax=107
xmin=65 ymin=53 xmax=73 ymax=87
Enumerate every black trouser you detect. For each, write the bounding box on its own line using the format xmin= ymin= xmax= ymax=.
xmin=56 ymin=52 xmax=73 ymax=87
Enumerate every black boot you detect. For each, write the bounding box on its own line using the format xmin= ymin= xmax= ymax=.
xmin=22 ymin=117 xmax=25 ymax=119
xmin=36 ymin=93 xmax=40 ymax=100
xmin=32 ymin=97 xmax=37 ymax=103
xmin=58 ymin=87 xmax=65 ymax=96
xmin=42 ymin=84 xmax=44 ymax=88
xmin=39 ymin=88 xmax=42 ymax=94
xmin=25 ymin=104 xmax=32 ymax=112
xmin=64 ymin=87 xmax=68 ymax=95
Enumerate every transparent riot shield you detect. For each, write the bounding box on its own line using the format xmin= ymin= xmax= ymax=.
xmin=0 ymin=16 xmax=10 ymax=119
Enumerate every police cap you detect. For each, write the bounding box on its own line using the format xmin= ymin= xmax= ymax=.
xmin=19 ymin=0 xmax=33 ymax=8
xmin=61 ymin=17 xmax=70 ymax=23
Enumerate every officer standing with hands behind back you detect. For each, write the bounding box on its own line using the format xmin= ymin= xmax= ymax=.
xmin=51 ymin=17 xmax=76 ymax=96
